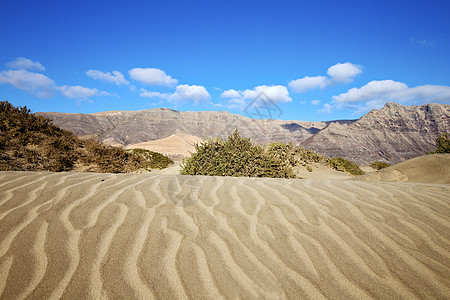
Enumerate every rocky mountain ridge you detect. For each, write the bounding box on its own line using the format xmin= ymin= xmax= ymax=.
xmin=39 ymin=102 xmax=450 ymax=164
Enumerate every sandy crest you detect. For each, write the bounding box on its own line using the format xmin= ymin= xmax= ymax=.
xmin=0 ymin=171 xmax=449 ymax=299
xmin=355 ymin=154 xmax=450 ymax=184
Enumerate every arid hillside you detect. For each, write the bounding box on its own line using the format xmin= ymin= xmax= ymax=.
xmin=40 ymin=102 xmax=450 ymax=164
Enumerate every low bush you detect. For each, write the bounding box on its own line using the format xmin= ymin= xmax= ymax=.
xmin=126 ymin=148 xmax=174 ymax=170
xmin=326 ymin=157 xmax=365 ymax=176
xmin=0 ymin=101 xmax=173 ymax=173
xmin=432 ymin=133 xmax=450 ymax=153
xmin=181 ymin=130 xmax=365 ymax=178
xmin=370 ymin=161 xmax=391 ymax=170
xmin=180 ymin=130 xmax=296 ymax=178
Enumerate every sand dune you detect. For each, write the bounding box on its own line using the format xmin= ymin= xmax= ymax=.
xmin=355 ymin=153 xmax=450 ymax=184
xmin=0 ymin=171 xmax=449 ymax=299
xmin=125 ymin=130 xmax=203 ymax=159
xmin=294 ymin=163 xmax=353 ymax=180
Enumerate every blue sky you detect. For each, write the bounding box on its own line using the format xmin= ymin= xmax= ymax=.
xmin=1 ymin=0 xmax=449 ymax=121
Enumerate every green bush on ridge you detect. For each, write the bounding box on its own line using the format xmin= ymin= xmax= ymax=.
xmin=431 ymin=133 xmax=450 ymax=154
xmin=180 ymin=130 xmax=365 ymax=178
xmin=326 ymin=157 xmax=365 ymax=176
xmin=180 ymin=130 xmax=296 ymax=178
xmin=0 ymin=101 xmax=173 ymax=173
xmin=370 ymin=161 xmax=391 ymax=170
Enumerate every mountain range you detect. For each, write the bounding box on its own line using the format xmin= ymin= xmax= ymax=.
xmin=39 ymin=102 xmax=450 ymax=164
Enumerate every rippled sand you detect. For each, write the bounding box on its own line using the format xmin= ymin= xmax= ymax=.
xmin=0 ymin=171 xmax=449 ymax=299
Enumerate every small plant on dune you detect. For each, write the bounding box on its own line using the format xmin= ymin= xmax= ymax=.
xmin=295 ymin=147 xmax=327 ymax=163
xmin=266 ymin=142 xmax=297 ymax=167
xmin=126 ymin=148 xmax=174 ymax=169
xmin=180 ymin=130 xmax=296 ymax=178
xmin=181 ymin=130 xmax=365 ymax=178
xmin=432 ymin=133 xmax=450 ymax=153
xmin=370 ymin=161 xmax=391 ymax=170
xmin=326 ymin=157 xmax=365 ymax=176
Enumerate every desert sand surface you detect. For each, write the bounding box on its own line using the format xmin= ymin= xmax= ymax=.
xmin=355 ymin=154 xmax=450 ymax=184
xmin=0 ymin=171 xmax=449 ymax=299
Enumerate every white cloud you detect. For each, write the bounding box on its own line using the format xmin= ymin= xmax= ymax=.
xmin=289 ymin=62 xmax=362 ymax=93
xmin=318 ymin=103 xmax=332 ymax=114
xmin=220 ymin=89 xmax=241 ymax=98
xmin=140 ymin=84 xmax=211 ymax=104
xmin=0 ymin=61 xmax=111 ymax=102
xmin=243 ymin=85 xmax=292 ymax=102
xmin=129 ymin=68 xmax=178 ymax=87
xmin=86 ymin=70 xmax=129 ymax=85
xmin=6 ymin=57 xmax=45 ymax=72
xmin=332 ymin=80 xmax=450 ymax=112
xmin=333 ymin=80 xmax=407 ymax=107
xmin=311 ymin=99 xmax=320 ymax=105
xmin=220 ymin=85 xmax=291 ymax=109
xmin=0 ymin=69 xmax=56 ymax=97
xmin=58 ymin=85 xmax=110 ymax=101
xmin=288 ymin=76 xmax=328 ymax=93
xmin=327 ymin=62 xmax=362 ymax=83
xmin=399 ymin=85 xmax=450 ymax=102
xmin=227 ymin=98 xmax=248 ymax=110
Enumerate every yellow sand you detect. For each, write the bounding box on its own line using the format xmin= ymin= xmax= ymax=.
xmin=355 ymin=154 xmax=450 ymax=184
xmin=0 ymin=171 xmax=449 ymax=299
xmin=125 ymin=130 xmax=203 ymax=158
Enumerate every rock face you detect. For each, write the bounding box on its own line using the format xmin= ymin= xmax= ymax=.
xmin=41 ymin=108 xmax=328 ymax=146
xmin=302 ymin=102 xmax=450 ymax=163
xmin=39 ymin=102 xmax=450 ymax=164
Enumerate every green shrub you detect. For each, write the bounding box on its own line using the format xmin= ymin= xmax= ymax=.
xmin=0 ymin=100 xmax=173 ymax=173
xmin=326 ymin=157 xmax=365 ymax=176
xmin=267 ymin=142 xmax=297 ymax=167
xmin=181 ymin=130 xmax=365 ymax=178
xmin=180 ymin=130 xmax=296 ymax=178
xmin=126 ymin=148 xmax=174 ymax=169
xmin=433 ymin=133 xmax=450 ymax=153
xmin=370 ymin=161 xmax=391 ymax=170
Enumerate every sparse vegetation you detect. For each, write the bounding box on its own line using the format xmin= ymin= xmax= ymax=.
xmin=267 ymin=142 xmax=365 ymax=176
xmin=180 ymin=130 xmax=365 ymax=178
xmin=370 ymin=161 xmax=391 ymax=170
xmin=0 ymin=101 xmax=173 ymax=172
xmin=180 ymin=130 xmax=296 ymax=178
xmin=431 ymin=133 xmax=450 ymax=153
xmin=327 ymin=157 xmax=365 ymax=176
xmin=126 ymin=148 xmax=174 ymax=170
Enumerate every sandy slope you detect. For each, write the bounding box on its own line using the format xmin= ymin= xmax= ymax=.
xmin=125 ymin=130 xmax=203 ymax=159
xmin=294 ymin=163 xmax=353 ymax=180
xmin=0 ymin=171 xmax=449 ymax=299
xmin=355 ymin=154 xmax=450 ymax=184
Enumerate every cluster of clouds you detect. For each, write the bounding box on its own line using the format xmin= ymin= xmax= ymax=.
xmin=0 ymin=57 xmax=212 ymax=105
xmin=288 ymin=62 xmax=362 ymax=93
xmin=0 ymin=57 xmax=111 ymax=102
xmin=285 ymin=62 xmax=450 ymax=114
xmin=85 ymin=66 xmax=211 ymax=104
xmin=220 ymin=85 xmax=291 ymax=109
xmin=1 ymin=57 xmax=449 ymax=114
xmin=140 ymin=85 xmax=210 ymax=104
xmin=332 ymin=80 xmax=450 ymax=113
xmin=219 ymin=62 xmax=363 ymax=110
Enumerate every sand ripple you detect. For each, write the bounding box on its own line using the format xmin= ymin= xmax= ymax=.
xmin=0 ymin=171 xmax=449 ymax=299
